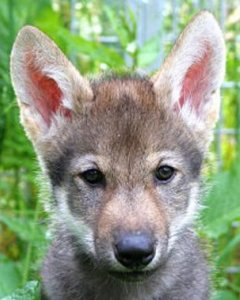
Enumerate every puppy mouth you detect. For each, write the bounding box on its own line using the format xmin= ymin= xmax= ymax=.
xmin=108 ymin=269 xmax=156 ymax=283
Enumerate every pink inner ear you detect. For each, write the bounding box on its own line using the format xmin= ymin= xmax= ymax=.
xmin=178 ymin=47 xmax=211 ymax=112
xmin=27 ymin=60 xmax=71 ymax=126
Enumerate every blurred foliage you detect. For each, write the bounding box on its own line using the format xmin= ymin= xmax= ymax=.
xmin=202 ymin=162 xmax=240 ymax=299
xmin=0 ymin=0 xmax=240 ymax=299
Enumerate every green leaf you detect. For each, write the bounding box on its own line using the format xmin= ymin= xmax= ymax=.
xmin=137 ymin=36 xmax=160 ymax=67
xmin=0 ymin=262 xmax=22 ymax=298
xmin=212 ymin=290 xmax=238 ymax=300
xmin=217 ymin=234 xmax=240 ymax=264
xmin=0 ymin=214 xmax=45 ymax=243
xmin=60 ymin=29 xmax=124 ymax=67
xmin=104 ymin=6 xmax=128 ymax=48
xmin=202 ymin=165 xmax=240 ymax=238
xmin=1 ymin=281 xmax=40 ymax=300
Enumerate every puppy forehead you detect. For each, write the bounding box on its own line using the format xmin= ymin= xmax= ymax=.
xmin=80 ymin=76 xmax=190 ymax=158
xmin=66 ymin=77 xmax=192 ymax=156
xmin=91 ymin=76 xmax=155 ymax=104
xmin=86 ymin=79 xmax=166 ymax=151
xmin=45 ymin=77 xmax=202 ymax=185
xmin=89 ymin=77 xmax=167 ymax=127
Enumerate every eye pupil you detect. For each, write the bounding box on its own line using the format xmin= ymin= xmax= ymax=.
xmin=81 ymin=169 xmax=104 ymax=185
xmin=155 ymin=166 xmax=174 ymax=182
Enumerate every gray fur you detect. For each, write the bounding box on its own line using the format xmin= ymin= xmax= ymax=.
xmin=10 ymin=11 xmax=225 ymax=300
xmin=40 ymin=76 xmax=209 ymax=299
xmin=41 ymin=228 xmax=209 ymax=300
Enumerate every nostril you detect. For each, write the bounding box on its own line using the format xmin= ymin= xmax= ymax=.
xmin=114 ymin=233 xmax=155 ymax=269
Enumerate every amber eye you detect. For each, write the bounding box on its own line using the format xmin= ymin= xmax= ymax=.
xmin=155 ymin=165 xmax=175 ymax=182
xmin=81 ymin=169 xmax=105 ymax=185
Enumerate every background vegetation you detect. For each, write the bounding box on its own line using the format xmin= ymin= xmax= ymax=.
xmin=0 ymin=0 xmax=239 ymax=299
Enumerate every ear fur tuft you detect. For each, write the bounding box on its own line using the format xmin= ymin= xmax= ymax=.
xmin=151 ymin=11 xmax=225 ymax=142
xmin=10 ymin=26 xmax=93 ymax=141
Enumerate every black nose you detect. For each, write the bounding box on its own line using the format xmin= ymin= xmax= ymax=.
xmin=114 ymin=232 xmax=155 ymax=269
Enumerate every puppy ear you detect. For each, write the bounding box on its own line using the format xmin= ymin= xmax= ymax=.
xmin=151 ymin=11 xmax=225 ymax=145
xmin=10 ymin=26 xmax=93 ymax=143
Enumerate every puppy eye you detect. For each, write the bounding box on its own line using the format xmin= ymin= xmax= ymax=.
xmin=80 ymin=169 xmax=105 ymax=185
xmin=155 ymin=165 xmax=175 ymax=182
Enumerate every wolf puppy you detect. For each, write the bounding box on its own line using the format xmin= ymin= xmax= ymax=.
xmin=11 ymin=11 xmax=225 ymax=300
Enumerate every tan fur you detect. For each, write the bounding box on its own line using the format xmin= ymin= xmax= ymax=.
xmin=97 ymin=187 xmax=167 ymax=239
